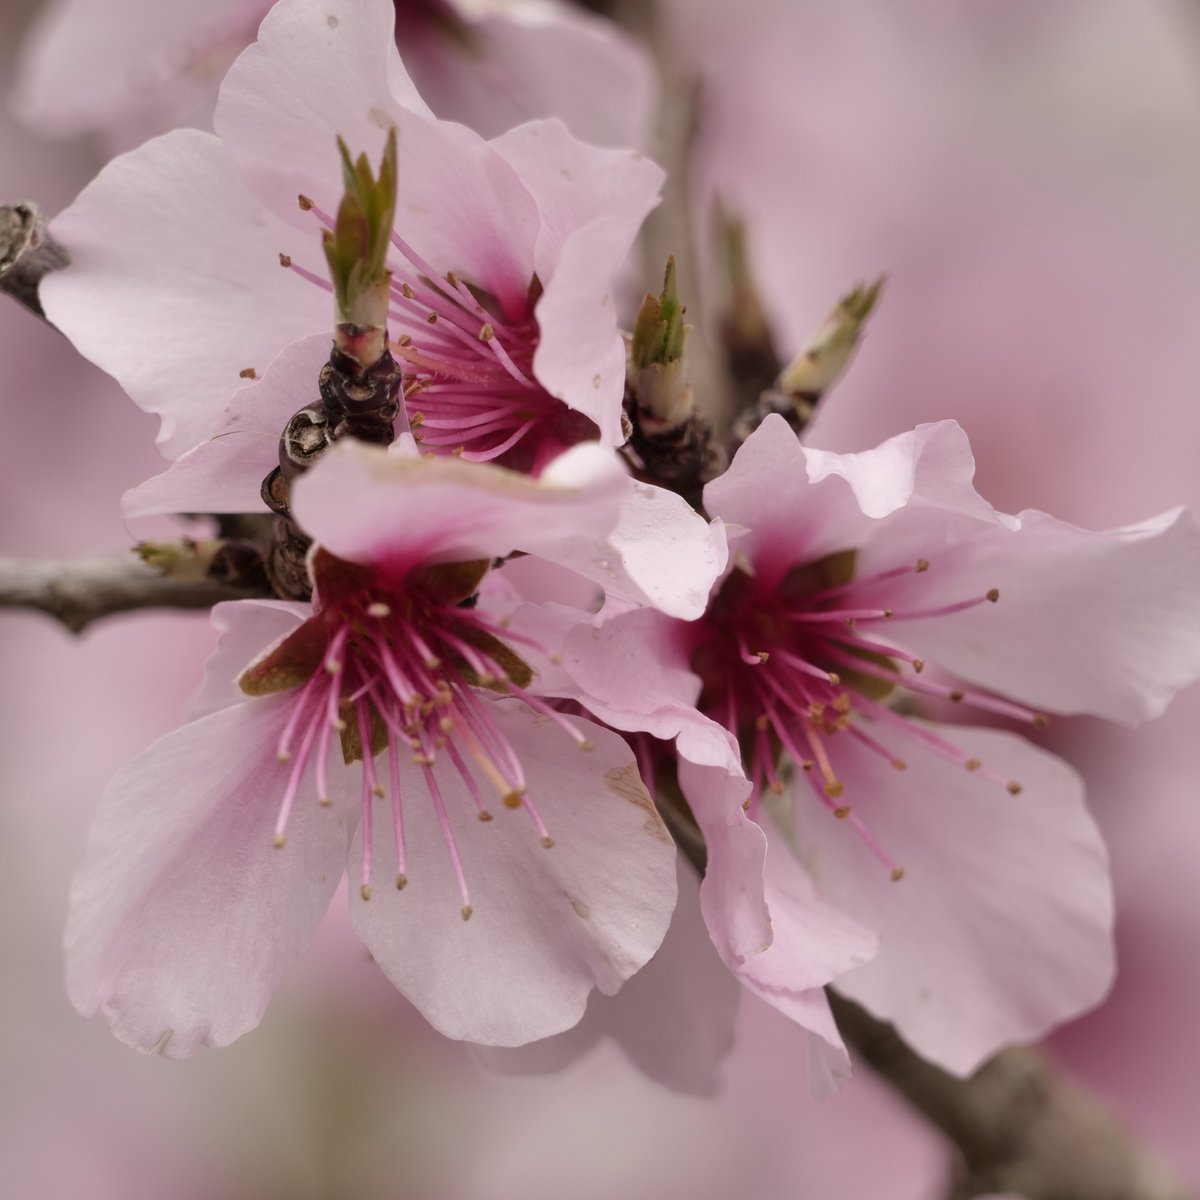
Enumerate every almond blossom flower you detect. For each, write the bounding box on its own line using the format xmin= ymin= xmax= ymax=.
xmin=545 ymin=415 xmax=1200 ymax=1076
xmin=66 ymin=441 xmax=681 ymax=1057
xmin=41 ymin=0 xmax=661 ymax=469
xmin=14 ymin=0 xmax=652 ymax=151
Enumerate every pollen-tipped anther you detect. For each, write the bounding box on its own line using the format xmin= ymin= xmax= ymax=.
xmin=360 ymin=883 xmax=372 ymax=901
xmin=986 ymin=588 xmax=1000 ymax=602
xmin=461 ymin=905 xmax=473 ymax=922
xmin=1007 ymin=781 xmax=1023 ymax=795
xmin=540 ymin=836 xmax=555 ymax=849
xmin=891 ymin=867 xmax=906 ymax=882
xmin=273 ymin=834 xmax=286 ymax=849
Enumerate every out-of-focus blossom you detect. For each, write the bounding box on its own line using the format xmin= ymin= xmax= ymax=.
xmin=550 ymin=415 xmax=1200 ymax=1077
xmin=13 ymin=0 xmax=653 ymax=151
xmin=42 ymin=0 xmax=662 ymax=469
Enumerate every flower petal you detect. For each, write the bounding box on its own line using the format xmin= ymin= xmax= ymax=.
xmin=402 ymin=3 xmax=655 ymax=147
xmin=706 ymin=416 xmax=993 ymax=589
xmin=792 ymin=723 xmax=1114 ymax=1075
xmin=476 ymin=860 xmax=739 ymax=1096
xmin=533 ymin=485 xmax=727 ymax=620
xmin=124 ymin=334 xmax=330 ymax=518
xmin=881 ymin=506 xmax=1200 ymax=723
xmin=42 ymin=131 xmax=328 ymax=458
xmin=290 ymin=438 xmax=628 ymax=578
xmin=216 ymin=0 xmax=540 ymax=315
xmin=65 ymin=698 xmax=358 ymax=1057
xmin=348 ymin=698 xmax=677 ymax=1044
xmin=191 ymin=600 xmax=310 ymax=719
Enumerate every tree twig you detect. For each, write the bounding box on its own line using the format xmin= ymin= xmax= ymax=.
xmin=828 ymin=992 xmax=1193 ymax=1200
xmin=0 ymin=556 xmax=255 ymax=633
xmin=1 ymin=202 xmax=68 ymax=319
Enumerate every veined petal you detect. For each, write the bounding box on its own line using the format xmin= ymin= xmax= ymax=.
xmin=491 ymin=119 xmax=662 ymax=439
xmin=349 ymin=699 xmax=677 ymax=1044
xmin=290 ymin=438 xmax=628 ymax=578
xmin=65 ymin=698 xmax=358 ymax=1057
xmin=534 ymin=485 xmax=727 ymax=621
xmin=706 ymin=416 xmax=996 ymax=590
xmin=191 ymin=600 xmax=309 ymax=719
xmin=42 ymin=131 xmax=328 ymax=459
xmin=882 ymin=506 xmax=1200 ymax=723
xmin=476 ymin=860 xmax=739 ymax=1096
xmin=792 ymin=724 xmax=1114 ymax=1076
xmin=124 ymin=335 xmax=330 ymax=519
xmin=216 ymin=0 xmax=540 ymax=315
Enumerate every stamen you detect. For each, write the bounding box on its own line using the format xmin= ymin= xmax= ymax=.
xmin=421 ymin=763 xmax=472 ymax=916
xmin=356 ymin=701 xmax=379 ymax=900
xmin=386 ymin=732 xmax=407 ymax=886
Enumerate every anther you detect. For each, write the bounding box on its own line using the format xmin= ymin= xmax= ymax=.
xmin=882 ymin=608 xmax=893 ymax=617
xmin=461 ymin=905 xmax=473 ymax=922
xmin=912 ymin=659 xmax=925 ymax=673
xmin=297 ymin=194 xmax=314 ymax=211
xmin=915 ymin=559 xmax=930 ymax=573
xmin=360 ymin=883 xmax=372 ymax=901
xmin=397 ymin=334 xmax=413 ymax=347
xmin=1033 ymin=714 xmax=1050 ymax=729
xmin=949 ymin=690 xmax=965 ymax=702
xmin=503 ymin=790 xmax=525 ymax=809
xmin=367 ymin=601 xmax=391 ymax=618
xmin=401 ymin=283 xmax=415 ymax=299
xmin=478 ymin=811 xmax=493 ymax=822
xmin=372 ymin=784 xmax=386 ymax=799
xmin=834 ymin=805 xmax=851 ymax=819
xmin=540 ymin=836 xmax=555 ymax=849
xmin=827 ymin=672 xmax=841 ymax=685
xmin=277 ymin=750 xmax=292 ymax=763
xmin=986 ymin=588 xmax=1000 ymax=602
xmin=426 ymin=312 xmax=438 ymax=324
xmin=891 ymin=759 xmax=908 ymax=771
xmin=278 ymin=253 xmax=292 ymax=267
xmin=331 ymin=717 xmax=347 ymax=733
xmin=1006 ymin=781 xmax=1023 ymax=795
xmin=239 ymin=367 xmax=257 ymax=379
xmin=825 ymin=781 xmax=845 ymax=799
xmin=273 ymin=834 xmax=286 ymax=849
xmin=578 ymin=739 xmax=594 ymax=752
xmin=891 ymin=867 xmax=906 ymax=882
xmin=395 ymin=873 xmax=408 ymax=890
xmin=478 ymin=323 xmax=494 ymax=341
xmin=319 ymin=796 xmax=333 ymax=808
xmin=965 ymin=758 xmax=982 ymax=772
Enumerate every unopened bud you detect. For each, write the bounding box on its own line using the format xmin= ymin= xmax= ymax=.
xmin=778 ymin=277 xmax=885 ymax=402
xmin=630 ymin=256 xmax=694 ymax=429
xmin=323 ymin=129 xmax=398 ymax=370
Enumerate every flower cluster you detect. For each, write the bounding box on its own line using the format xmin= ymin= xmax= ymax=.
xmin=37 ymin=0 xmax=1200 ymax=1093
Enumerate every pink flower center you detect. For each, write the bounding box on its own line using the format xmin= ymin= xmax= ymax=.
xmin=689 ymin=554 xmax=1047 ymax=878
xmin=288 ymin=201 xmax=594 ymax=472
xmin=260 ymin=571 xmax=591 ymax=918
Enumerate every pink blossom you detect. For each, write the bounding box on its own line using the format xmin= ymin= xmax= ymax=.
xmin=41 ymin=0 xmax=662 ymax=468
xmin=547 ymin=415 xmax=1200 ymax=1076
xmin=14 ymin=0 xmax=652 ymax=151
xmin=66 ymin=442 xmax=680 ymax=1056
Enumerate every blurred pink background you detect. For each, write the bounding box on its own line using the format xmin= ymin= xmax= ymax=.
xmin=4 ymin=1 xmax=1200 ymax=1196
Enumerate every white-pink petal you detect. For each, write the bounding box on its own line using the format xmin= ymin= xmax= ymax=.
xmin=476 ymin=861 xmax=739 ymax=1095
xmin=42 ymin=130 xmax=327 ymax=458
xmin=792 ymin=724 xmax=1114 ymax=1076
xmin=348 ymin=699 xmax=678 ymax=1044
xmin=65 ymin=698 xmax=357 ymax=1057
xmin=290 ymin=439 xmax=628 ymax=577
xmin=191 ymin=599 xmax=309 ymax=719
xmin=124 ymin=334 xmax=331 ymax=518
